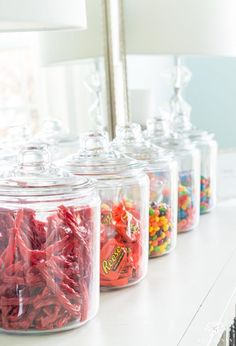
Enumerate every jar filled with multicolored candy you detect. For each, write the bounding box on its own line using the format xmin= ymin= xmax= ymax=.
xmin=170 ymin=87 xmax=218 ymax=214
xmin=63 ymin=132 xmax=149 ymax=289
xmin=113 ymin=123 xmax=178 ymax=258
xmin=0 ymin=144 xmax=100 ymax=333
xmin=167 ymin=136 xmax=200 ymax=232
xmin=186 ymin=131 xmax=217 ymax=214
xmin=146 ymin=118 xmax=201 ymax=233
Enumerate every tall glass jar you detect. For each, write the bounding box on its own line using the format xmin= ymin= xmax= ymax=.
xmin=113 ymin=123 xmax=178 ymax=257
xmin=171 ymin=92 xmax=218 ymax=214
xmin=185 ymin=130 xmax=217 ymax=214
xmin=63 ymin=132 xmax=149 ymax=289
xmin=0 ymin=144 xmax=100 ymax=333
xmin=169 ymin=136 xmax=200 ymax=232
xmin=146 ymin=119 xmax=200 ymax=232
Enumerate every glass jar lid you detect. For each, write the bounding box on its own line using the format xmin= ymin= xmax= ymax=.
xmin=114 ymin=123 xmax=173 ymax=164
xmin=64 ymin=131 xmax=145 ymax=176
xmin=0 ymin=143 xmax=94 ymax=197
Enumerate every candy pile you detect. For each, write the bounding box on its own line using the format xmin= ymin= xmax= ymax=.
xmin=178 ymin=172 xmax=196 ymax=232
xmin=200 ymin=176 xmax=212 ymax=213
xmin=149 ymin=202 xmax=173 ymax=257
xmin=0 ymin=206 xmax=93 ymax=331
xmin=100 ymin=199 xmax=143 ymax=288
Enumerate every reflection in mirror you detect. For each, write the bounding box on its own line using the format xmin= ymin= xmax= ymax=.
xmin=37 ymin=0 xmax=108 ymax=136
xmin=0 ymin=32 xmax=39 ymax=136
xmin=183 ymin=57 xmax=236 ymax=150
xmin=127 ymin=55 xmax=236 ymax=149
xmin=0 ymin=0 xmax=108 ymax=149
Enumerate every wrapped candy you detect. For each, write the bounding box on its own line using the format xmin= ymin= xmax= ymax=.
xmin=100 ymin=200 xmax=142 ymax=286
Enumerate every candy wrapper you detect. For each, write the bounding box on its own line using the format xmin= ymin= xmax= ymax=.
xmin=100 ymin=199 xmax=143 ymax=288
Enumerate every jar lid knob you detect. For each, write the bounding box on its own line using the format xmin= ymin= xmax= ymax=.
xmin=115 ymin=123 xmax=142 ymax=143
xmin=80 ymin=131 xmax=109 ymax=153
xmin=17 ymin=143 xmax=51 ymax=172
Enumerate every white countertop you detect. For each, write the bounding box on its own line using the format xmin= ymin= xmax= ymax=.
xmin=1 ymin=200 xmax=236 ymax=346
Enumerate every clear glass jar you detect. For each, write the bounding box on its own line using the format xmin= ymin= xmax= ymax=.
xmin=185 ymin=130 xmax=217 ymax=214
xmin=63 ymin=132 xmax=149 ymax=289
xmin=165 ymin=136 xmax=200 ymax=232
xmin=35 ymin=119 xmax=80 ymax=159
xmin=171 ymin=88 xmax=218 ymax=214
xmin=113 ymin=123 xmax=178 ymax=257
xmin=147 ymin=117 xmax=201 ymax=232
xmin=0 ymin=144 xmax=100 ymax=333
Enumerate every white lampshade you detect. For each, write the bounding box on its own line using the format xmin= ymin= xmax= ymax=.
xmin=0 ymin=0 xmax=87 ymax=32
xmin=124 ymin=0 xmax=236 ymax=56
xmin=39 ymin=0 xmax=103 ymax=65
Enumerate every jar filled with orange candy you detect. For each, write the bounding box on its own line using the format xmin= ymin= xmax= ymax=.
xmin=113 ymin=123 xmax=178 ymax=258
xmin=63 ymin=132 xmax=149 ymax=289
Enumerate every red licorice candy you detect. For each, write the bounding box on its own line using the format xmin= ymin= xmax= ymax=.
xmin=100 ymin=199 xmax=142 ymax=288
xmin=0 ymin=205 xmax=93 ymax=331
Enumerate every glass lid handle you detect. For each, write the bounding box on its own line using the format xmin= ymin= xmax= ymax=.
xmin=115 ymin=123 xmax=143 ymax=142
xmin=17 ymin=143 xmax=52 ymax=172
xmin=80 ymin=131 xmax=109 ymax=153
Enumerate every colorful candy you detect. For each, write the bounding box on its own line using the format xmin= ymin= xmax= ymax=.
xmin=149 ymin=202 xmax=173 ymax=257
xmin=100 ymin=199 xmax=143 ymax=288
xmin=200 ymin=176 xmax=212 ymax=213
xmin=178 ymin=172 xmax=197 ymax=232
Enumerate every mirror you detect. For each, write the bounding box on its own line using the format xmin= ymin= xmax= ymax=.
xmin=0 ymin=0 xmax=110 ymax=145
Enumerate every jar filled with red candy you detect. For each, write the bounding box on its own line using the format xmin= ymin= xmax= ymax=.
xmin=113 ymin=123 xmax=178 ymax=258
xmin=0 ymin=144 xmax=100 ymax=333
xmin=63 ymin=132 xmax=149 ymax=289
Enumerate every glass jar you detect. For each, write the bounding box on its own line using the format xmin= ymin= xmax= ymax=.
xmin=146 ymin=117 xmax=201 ymax=232
xmin=166 ymin=136 xmax=200 ymax=232
xmin=35 ymin=119 xmax=80 ymax=159
xmin=63 ymin=132 xmax=149 ymax=289
xmin=171 ymin=90 xmax=218 ymax=214
xmin=185 ymin=130 xmax=217 ymax=214
xmin=0 ymin=144 xmax=100 ymax=333
xmin=113 ymin=123 xmax=178 ymax=258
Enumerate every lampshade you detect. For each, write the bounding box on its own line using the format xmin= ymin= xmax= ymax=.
xmin=124 ymin=0 xmax=236 ymax=56
xmin=0 ymin=0 xmax=87 ymax=32
xmin=39 ymin=0 xmax=103 ymax=65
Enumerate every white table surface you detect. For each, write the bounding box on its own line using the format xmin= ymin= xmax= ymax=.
xmin=1 ymin=200 xmax=236 ymax=346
